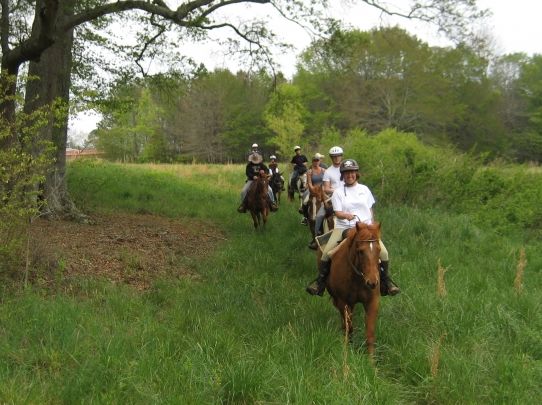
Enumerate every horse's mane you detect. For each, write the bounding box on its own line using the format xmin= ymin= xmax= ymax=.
xmin=345 ymin=222 xmax=381 ymax=244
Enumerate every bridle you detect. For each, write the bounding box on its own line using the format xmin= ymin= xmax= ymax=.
xmin=347 ymin=219 xmax=380 ymax=283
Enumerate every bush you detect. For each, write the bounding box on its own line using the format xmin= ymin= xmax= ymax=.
xmin=0 ymin=85 xmax=54 ymax=278
xmin=319 ymin=128 xmax=541 ymax=240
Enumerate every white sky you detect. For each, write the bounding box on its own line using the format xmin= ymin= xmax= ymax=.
xmin=69 ymin=0 xmax=542 ymax=141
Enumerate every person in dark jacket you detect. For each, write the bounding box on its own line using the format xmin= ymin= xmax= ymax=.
xmin=238 ymin=151 xmax=278 ymax=213
xmin=289 ymin=146 xmax=308 ymax=191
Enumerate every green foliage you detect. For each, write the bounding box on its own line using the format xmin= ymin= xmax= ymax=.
xmin=96 ymin=70 xmax=275 ymax=163
xmin=0 ymin=80 xmax=55 ymax=276
xmin=334 ymin=128 xmax=542 ymax=238
xmin=341 ymin=129 xmax=474 ymax=207
xmin=264 ymin=83 xmax=307 ymax=156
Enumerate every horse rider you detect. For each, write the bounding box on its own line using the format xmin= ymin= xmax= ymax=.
xmin=307 ymin=145 xmax=344 ymax=230
xmin=322 ymin=146 xmax=344 ymax=196
xmin=268 ymin=155 xmax=285 ymax=190
xmin=289 ymin=145 xmax=308 ymax=192
xmin=250 ymin=143 xmax=262 ymax=156
xmin=301 ymin=153 xmax=327 ymax=248
xmin=306 ymin=158 xmax=400 ymax=297
xmin=238 ymin=150 xmax=278 ymax=213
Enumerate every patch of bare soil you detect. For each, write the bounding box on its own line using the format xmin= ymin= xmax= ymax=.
xmin=29 ymin=213 xmax=225 ymax=290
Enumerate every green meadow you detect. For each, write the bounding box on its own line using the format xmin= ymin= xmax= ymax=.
xmin=1 ymin=158 xmax=541 ymax=404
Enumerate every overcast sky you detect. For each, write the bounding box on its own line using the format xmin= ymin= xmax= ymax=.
xmin=69 ymin=0 xmax=542 ymax=140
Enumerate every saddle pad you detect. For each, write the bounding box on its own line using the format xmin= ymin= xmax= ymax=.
xmin=315 ymin=230 xmax=333 ymax=251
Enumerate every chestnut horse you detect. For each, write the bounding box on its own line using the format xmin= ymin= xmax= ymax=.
xmin=245 ymin=174 xmax=270 ymax=229
xmin=323 ymin=222 xmax=382 ymax=357
xmin=307 ymin=184 xmax=334 ymax=241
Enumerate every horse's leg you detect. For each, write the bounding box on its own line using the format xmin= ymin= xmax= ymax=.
xmin=333 ymin=298 xmax=354 ymax=341
xmin=250 ymin=211 xmax=258 ymax=229
xmin=363 ymin=296 xmax=380 ymax=358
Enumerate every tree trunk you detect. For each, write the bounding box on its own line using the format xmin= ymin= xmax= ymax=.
xmin=23 ymin=0 xmax=87 ymax=221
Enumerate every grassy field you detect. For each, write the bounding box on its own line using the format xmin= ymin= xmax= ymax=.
xmin=1 ymin=160 xmax=541 ymax=403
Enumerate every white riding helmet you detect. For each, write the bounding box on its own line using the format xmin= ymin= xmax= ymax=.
xmin=294 ymin=145 xmax=301 ymax=151
xmin=270 ymin=155 xmax=277 ymax=160
xmin=252 ymin=143 xmax=259 ymax=148
xmin=329 ymin=146 xmax=344 ymax=156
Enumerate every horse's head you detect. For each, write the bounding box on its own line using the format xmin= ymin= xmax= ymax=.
xmin=349 ymin=222 xmax=382 ymax=289
xmin=299 ymin=173 xmax=308 ymax=192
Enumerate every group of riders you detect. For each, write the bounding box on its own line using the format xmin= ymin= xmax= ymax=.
xmin=237 ymin=143 xmax=400 ymax=298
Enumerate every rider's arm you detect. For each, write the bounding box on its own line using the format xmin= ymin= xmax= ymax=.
xmin=334 ymin=210 xmax=356 ymax=221
xmin=306 ymin=169 xmax=313 ymax=189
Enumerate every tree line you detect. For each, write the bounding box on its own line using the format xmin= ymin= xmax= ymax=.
xmin=0 ymin=0 xmax=488 ymax=221
xmin=90 ymin=27 xmax=542 ymax=164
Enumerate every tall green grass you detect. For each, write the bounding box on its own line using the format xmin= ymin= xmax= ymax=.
xmin=0 ymin=160 xmax=540 ymax=403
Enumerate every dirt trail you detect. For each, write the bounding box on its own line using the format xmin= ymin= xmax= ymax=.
xmin=29 ymin=213 xmax=225 ymax=290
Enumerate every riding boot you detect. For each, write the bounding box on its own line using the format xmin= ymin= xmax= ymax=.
xmin=302 ymin=203 xmax=309 ymax=219
xmin=265 ymin=194 xmax=278 ymax=212
xmin=380 ymin=261 xmax=400 ymax=296
xmin=306 ymin=260 xmax=331 ymax=296
xmin=237 ymin=196 xmax=247 ymax=213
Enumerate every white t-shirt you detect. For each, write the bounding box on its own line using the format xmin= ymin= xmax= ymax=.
xmin=322 ymin=165 xmax=342 ymax=191
xmin=331 ymin=183 xmax=375 ymax=229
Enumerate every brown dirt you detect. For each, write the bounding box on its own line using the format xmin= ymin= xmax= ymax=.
xmin=28 ymin=212 xmax=226 ymax=290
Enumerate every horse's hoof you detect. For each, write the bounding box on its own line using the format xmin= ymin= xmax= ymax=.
xmin=300 ymin=218 xmax=308 ymax=225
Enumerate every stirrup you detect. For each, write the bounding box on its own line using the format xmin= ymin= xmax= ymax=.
xmin=305 ymin=280 xmax=325 ymax=296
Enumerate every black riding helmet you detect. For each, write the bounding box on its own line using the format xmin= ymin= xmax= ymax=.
xmin=339 ymin=159 xmax=359 ymax=172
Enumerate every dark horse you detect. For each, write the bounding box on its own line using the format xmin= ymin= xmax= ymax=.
xmin=322 ymin=222 xmax=382 ymax=357
xmin=245 ymin=174 xmax=270 ymax=229
xmin=269 ymin=172 xmax=284 ymax=205
xmin=307 ymin=184 xmax=334 ymax=242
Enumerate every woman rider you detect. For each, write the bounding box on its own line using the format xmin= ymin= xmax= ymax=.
xmin=302 ymin=153 xmax=326 ymax=248
xmin=305 ymin=159 xmax=400 ymax=297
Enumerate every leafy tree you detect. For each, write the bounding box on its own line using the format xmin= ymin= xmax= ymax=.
xmin=97 ymin=69 xmax=276 ymax=162
xmin=264 ymin=83 xmax=307 ymax=156
xmin=509 ymin=54 xmax=542 ymax=162
xmin=296 ymin=26 xmax=507 ymax=154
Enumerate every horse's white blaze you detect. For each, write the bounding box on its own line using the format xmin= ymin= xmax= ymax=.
xmin=369 ymin=242 xmax=374 ymax=252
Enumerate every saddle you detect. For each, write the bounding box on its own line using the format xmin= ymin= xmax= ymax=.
xmin=315 ymin=230 xmax=349 ymax=257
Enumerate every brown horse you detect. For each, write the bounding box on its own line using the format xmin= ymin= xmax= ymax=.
xmin=307 ymin=184 xmax=334 ymax=241
xmin=245 ymin=174 xmax=270 ymax=229
xmin=323 ymin=222 xmax=382 ymax=357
